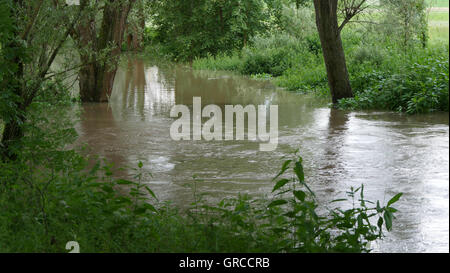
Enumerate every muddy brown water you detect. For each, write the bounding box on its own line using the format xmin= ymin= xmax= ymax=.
xmin=75 ymin=58 xmax=449 ymax=253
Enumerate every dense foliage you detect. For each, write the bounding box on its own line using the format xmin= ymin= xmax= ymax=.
xmin=146 ymin=0 xmax=272 ymax=61
xmin=1 ymin=0 xmax=446 ymax=253
xmin=340 ymin=49 xmax=449 ymax=113
xmin=185 ymin=1 xmax=450 ymax=113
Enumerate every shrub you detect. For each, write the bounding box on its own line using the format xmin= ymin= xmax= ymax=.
xmin=193 ymin=52 xmax=243 ymax=72
xmin=0 ymin=130 xmax=402 ymax=253
xmin=275 ymin=62 xmax=328 ymax=93
xmin=340 ymin=54 xmax=449 ymax=114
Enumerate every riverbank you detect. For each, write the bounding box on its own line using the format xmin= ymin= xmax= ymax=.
xmin=185 ymin=7 xmax=449 ymax=114
xmin=2 ymin=0 xmax=448 ymax=255
xmin=2 ymin=55 xmax=448 ymax=253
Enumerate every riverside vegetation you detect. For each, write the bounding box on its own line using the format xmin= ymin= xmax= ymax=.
xmin=145 ymin=0 xmax=449 ymax=114
xmin=0 ymin=97 xmax=401 ymax=252
xmin=0 ymin=78 xmax=400 ymax=252
xmin=5 ymin=0 xmax=442 ymax=253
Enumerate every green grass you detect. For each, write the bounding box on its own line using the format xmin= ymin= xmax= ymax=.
xmin=429 ymin=11 xmax=450 ymax=22
xmin=428 ymin=10 xmax=449 ymax=44
xmin=193 ymin=52 xmax=243 ymax=72
xmin=429 ymin=25 xmax=449 ymax=44
xmin=427 ymin=0 xmax=449 ymax=8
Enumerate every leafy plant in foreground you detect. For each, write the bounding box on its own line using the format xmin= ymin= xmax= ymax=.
xmin=256 ymin=152 xmax=402 ymax=252
xmin=0 ymin=135 xmax=402 ymax=253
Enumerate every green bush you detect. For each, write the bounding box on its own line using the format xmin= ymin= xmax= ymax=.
xmin=193 ymin=52 xmax=243 ymax=72
xmin=193 ymin=34 xmax=316 ymax=79
xmin=0 ymin=150 xmax=401 ymax=252
xmin=191 ymin=9 xmax=449 ymax=114
xmin=240 ymin=50 xmax=285 ymax=76
xmin=340 ymin=54 xmax=449 ymax=114
xmin=275 ymin=65 xmax=328 ymax=93
xmin=350 ymin=44 xmax=386 ymax=67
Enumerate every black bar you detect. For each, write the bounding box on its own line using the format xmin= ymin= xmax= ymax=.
xmin=0 ymin=253 xmax=448 ymax=272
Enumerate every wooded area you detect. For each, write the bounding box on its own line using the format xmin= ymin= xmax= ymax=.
xmin=0 ymin=0 xmax=448 ymax=253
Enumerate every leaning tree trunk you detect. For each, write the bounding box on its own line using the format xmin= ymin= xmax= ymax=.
xmin=78 ymin=0 xmax=135 ymax=102
xmin=313 ymin=0 xmax=353 ymax=104
xmin=1 ymin=1 xmax=25 ymax=160
xmin=1 ymin=50 xmax=25 ymax=159
xmin=78 ymin=14 xmax=101 ymax=102
xmin=126 ymin=24 xmax=143 ymax=51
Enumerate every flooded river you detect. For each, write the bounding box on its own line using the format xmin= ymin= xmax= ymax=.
xmin=76 ymin=58 xmax=449 ymax=253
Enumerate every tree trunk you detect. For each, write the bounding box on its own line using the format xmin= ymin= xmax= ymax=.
xmin=1 ymin=118 xmax=24 ymax=160
xmin=2 ymin=0 xmax=85 ymax=159
xmin=77 ymin=15 xmax=101 ymax=102
xmin=126 ymin=24 xmax=143 ymax=52
xmin=313 ymin=0 xmax=353 ymax=104
xmin=2 ymin=53 xmax=25 ymax=159
xmin=137 ymin=0 xmax=145 ymax=50
xmin=1 ymin=1 xmax=25 ymax=160
xmin=78 ymin=0 xmax=135 ymax=102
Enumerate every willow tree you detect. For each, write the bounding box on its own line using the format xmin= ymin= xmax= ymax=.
xmin=312 ymin=0 xmax=368 ymax=104
xmin=1 ymin=0 xmax=85 ymax=159
xmin=148 ymin=0 xmax=267 ymax=61
xmin=75 ymin=0 xmax=136 ymax=102
xmin=126 ymin=0 xmax=146 ymax=51
xmin=381 ymin=0 xmax=428 ymax=49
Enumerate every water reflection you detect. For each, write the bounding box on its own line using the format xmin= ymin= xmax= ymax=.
xmin=321 ymin=109 xmax=350 ymax=185
xmin=76 ymin=57 xmax=449 ymax=253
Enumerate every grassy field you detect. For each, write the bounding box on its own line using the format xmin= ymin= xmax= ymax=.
xmin=428 ymin=0 xmax=449 ymax=8
xmin=429 ymin=6 xmax=449 ymax=44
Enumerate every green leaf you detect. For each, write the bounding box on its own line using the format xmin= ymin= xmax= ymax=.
xmin=116 ymin=179 xmax=133 ymax=185
xmin=387 ymin=207 xmax=398 ymax=213
xmin=273 ymin=160 xmax=292 ymax=180
xmin=376 ymin=200 xmax=382 ymax=212
xmin=293 ymin=161 xmax=305 ymax=183
xmin=138 ymin=161 xmax=144 ymax=169
xmin=284 ymin=211 xmax=297 ymax=218
xmin=387 ymin=193 xmax=403 ymax=207
xmin=331 ymin=199 xmax=347 ymax=203
xmin=134 ymin=207 xmax=147 ymax=215
xmin=271 ymin=228 xmax=287 ymax=234
xmin=360 ymin=184 xmax=365 ymax=206
xmin=272 ymin=179 xmax=290 ymax=192
xmin=384 ymin=211 xmax=393 ymax=231
xmin=101 ymin=185 xmax=114 ymax=193
xmin=145 ymin=186 xmax=158 ymax=201
xmin=357 ymin=214 xmax=363 ymax=227
xmin=275 ymin=189 xmax=292 ymax=196
xmin=268 ymin=199 xmax=288 ymax=208
xmin=377 ymin=217 xmax=384 ymax=229
xmin=143 ymin=203 xmax=158 ymax=213
xmin=89 ymin=161 xmax=101 ymax=175
xmin=293 ymin=190 xmax=306 ymax=202
xmin=115 ymin=197 xmax=132 ymax=205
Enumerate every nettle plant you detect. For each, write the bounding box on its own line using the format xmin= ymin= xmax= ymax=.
xmin=260 ymin=153 xmax=402 ymax=252
xmin=188 ymin=151 xmax=402 ymax=253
